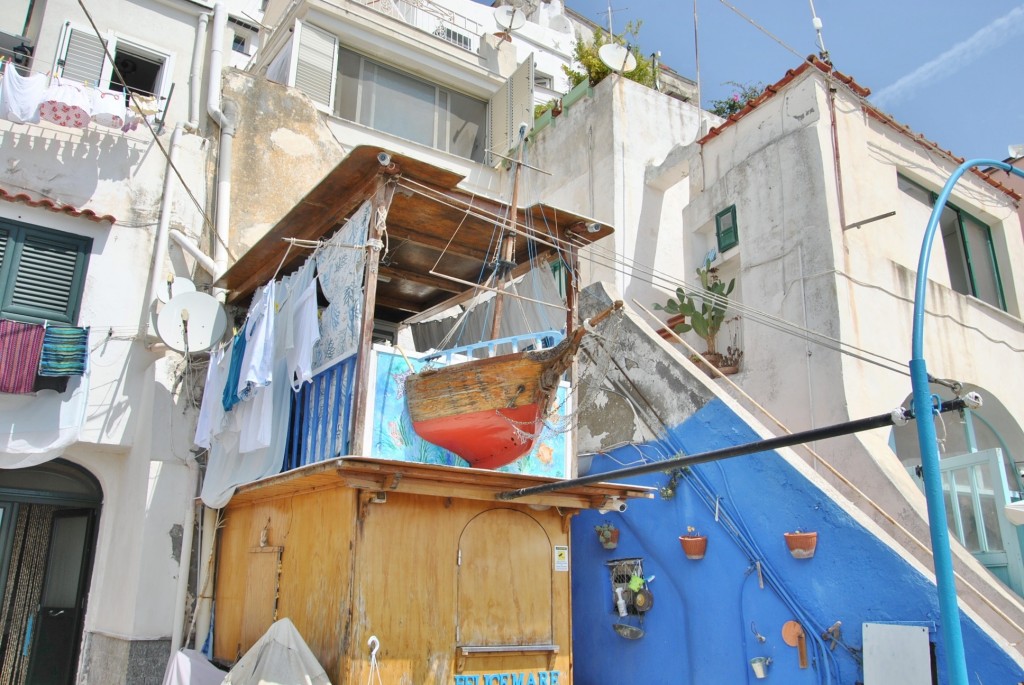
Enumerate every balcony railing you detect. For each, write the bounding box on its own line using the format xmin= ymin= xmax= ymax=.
xmin=358 ymin=0 xmax=482 ymax=52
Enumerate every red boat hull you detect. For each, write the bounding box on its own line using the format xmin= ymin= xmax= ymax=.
xmin=410 ymin=402 xmax=543 ymax=469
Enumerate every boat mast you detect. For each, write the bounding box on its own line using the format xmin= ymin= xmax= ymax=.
xmin=487 ymin=125 xmax=529 ymax=340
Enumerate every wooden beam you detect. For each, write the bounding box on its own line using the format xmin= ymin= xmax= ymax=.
xmin=373 ymin=293 xmax=422 ymax=315
xmin=386 ymin=225 xmax=491 ymax=262
xmin=379 ymin=265 xmax=463 ymax=293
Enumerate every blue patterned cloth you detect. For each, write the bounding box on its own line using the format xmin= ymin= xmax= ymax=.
xmin=37 ymin=325 xmax=89 ymax=377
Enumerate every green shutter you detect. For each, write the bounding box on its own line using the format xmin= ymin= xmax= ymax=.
xmin=0 ymin=224 xmax=91 ymax=324
xmin=716 ymin=205 xmax=739 ymax=253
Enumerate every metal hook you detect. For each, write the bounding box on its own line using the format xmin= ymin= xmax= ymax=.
xmin=368 ymin=635 xmax=380 ymax=659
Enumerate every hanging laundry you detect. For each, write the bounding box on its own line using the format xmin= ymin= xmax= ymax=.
xmin=0 ymin=319 xmax=46 ymax=394
xmin=237 ymin=280 xmax=276 ymax=400
xmin=39 ymin=77 xmax=92 ymax=128
xmin=221 ymin=328 xmax=247 ymax=412
xmin=285 ymin=263 xmax=320 ymax=389
xmin=128 ymin=93 xmax=160 ymax=117
xmin=0 ymin=62 xmax=46 ymax=124
xmin=195 ymin=345 xmax=228 ymax=450
xmin=89 ymin=88 xmax=127 ymax=128
xmin=37 ymin=325 xmax=89 ymax=377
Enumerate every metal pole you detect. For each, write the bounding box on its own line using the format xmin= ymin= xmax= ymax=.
xmin=911 ymin=158 xmax=1024 ymax=685
xmin=497 ymin=399 xmax=970 ymax=500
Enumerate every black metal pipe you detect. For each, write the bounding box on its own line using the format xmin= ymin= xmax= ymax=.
xmin=496 ymin=398 xmax=970 ymax=500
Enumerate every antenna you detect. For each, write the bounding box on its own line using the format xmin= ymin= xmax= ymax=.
xmin=598 ymin=43 xmax=637 ymax=73
xmin=808 ymin=0 xmax=830 ymax=64
xmin=494 ymin=4 xmax=526 ymax=33
xmin=156 ymin=290 xmax=227 ymax=353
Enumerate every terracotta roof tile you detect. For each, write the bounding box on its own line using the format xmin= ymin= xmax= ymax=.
xmin=697 ymin=56 xmax=1020 ymax=202
xmin=0 ymin=187 xmax=117 ymax=223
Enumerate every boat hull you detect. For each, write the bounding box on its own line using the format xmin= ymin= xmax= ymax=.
xmin=405 ymin=349 xmax=567 ymax=469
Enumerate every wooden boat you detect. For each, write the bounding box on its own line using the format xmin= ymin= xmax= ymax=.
xmin=405 ymin=301 xmax=621 ymax=469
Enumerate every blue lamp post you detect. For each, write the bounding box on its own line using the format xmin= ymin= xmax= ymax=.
xmin=911 ymin=158 xmax=1024 ymax=685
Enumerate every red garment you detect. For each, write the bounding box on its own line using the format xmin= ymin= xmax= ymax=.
xmin=0 ymin=319 xmax=46 ymax=393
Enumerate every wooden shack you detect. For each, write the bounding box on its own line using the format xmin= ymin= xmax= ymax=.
xmin=213 ymin=458 xmax=649 ymax=683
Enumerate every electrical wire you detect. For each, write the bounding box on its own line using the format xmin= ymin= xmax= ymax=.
xmin=76 ymin=0 xmax=231 ymax=261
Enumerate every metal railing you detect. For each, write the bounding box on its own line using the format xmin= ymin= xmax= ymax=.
xmin=424 ymin=330 xmax=564 ymax=365
xmin=358 ymin=0 xmax=482 ymax=52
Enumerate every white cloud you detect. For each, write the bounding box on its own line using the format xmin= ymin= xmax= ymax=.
xmin=872 ymin=5 xmax=1024 ymax=109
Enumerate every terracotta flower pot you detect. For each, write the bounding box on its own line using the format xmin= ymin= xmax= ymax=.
xmin=784 ymin=531 xmax=817 ymax=559
xmin=679 ymin=535 xmax=707 ymax=560
xmin=596 ymin=526 xmax=619 ymax=549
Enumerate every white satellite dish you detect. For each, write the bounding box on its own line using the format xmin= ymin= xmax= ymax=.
xmin=1008 ymin=144 xmax=1024 ymax=159
xmin=598 ymin=43 xmax=637 ymax=73
xmin=156 ymin=276 xmax=197 ymax=304
xmin=494 ymin=5 xmax=526 ymax=32
xmin=156 ymin=290 xmax=227 ymax=353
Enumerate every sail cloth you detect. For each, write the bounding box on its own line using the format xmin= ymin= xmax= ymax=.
xmin=221 ymin=618 xmax=331 ymax=685
xmin=410 ymin=262 xmax=566 ymax=353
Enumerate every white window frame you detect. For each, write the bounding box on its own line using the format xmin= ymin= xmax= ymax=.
xmin=54 ymin=23 xmax=175 ymax=100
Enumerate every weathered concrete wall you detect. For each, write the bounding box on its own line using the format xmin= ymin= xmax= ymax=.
xmin=223 ymin=70 xmax=346 ymax=257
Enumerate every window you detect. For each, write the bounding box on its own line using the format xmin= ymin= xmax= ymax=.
xmin=290 ymin=21 xmax=527 ymax=164
xmin=232 ymin=34 xmax=248 ymax=54
xmin=0 ymin=220 xmax=91 ymax=325
xmin=898 ymin=175 xmax=1006 ymax=310
xmin=55 ymin=26 xmax=169 ymax=98
xmin=715 ymin=205 xmax=738 ymax=253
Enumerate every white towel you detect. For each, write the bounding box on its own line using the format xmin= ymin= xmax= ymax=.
xmin=0 ymin=62 xmax=46 ymax=124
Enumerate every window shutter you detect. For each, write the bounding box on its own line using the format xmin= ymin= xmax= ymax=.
xmin=715 ymin=206 xmax=738 ymax=253
xmin=487 ymin=57 xmax=534 ymax=165
xmin=294 ymin=22 xmax=337 ymax=109
xmin=4 ymin=230 xmax=91 ymax=324
xmin=59 ymin=28 xmax=106 ymax=86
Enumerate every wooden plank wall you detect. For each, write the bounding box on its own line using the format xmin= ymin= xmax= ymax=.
xmin=215 ymin=487 xmax=572 ymax=684
xmin=214 ymin=489 xmax=355 ymax=674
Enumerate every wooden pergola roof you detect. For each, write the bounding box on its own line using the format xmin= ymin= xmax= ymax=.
xmin=218 ymin=146 xmax=614 ymax=323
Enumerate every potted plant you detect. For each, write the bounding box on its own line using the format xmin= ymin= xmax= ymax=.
xmin=655 ymin=257 xmax=740 ymax=374
xmin=679 ymin=526 xmax=707 ymax=560
xmin=595 ymin=522 xmax=620 ymax=549
xmin=784 ymin=530 xmax=817 ymax=559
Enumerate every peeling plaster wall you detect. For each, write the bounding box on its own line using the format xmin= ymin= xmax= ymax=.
xmin=574 ymin=282 xmax=1024 ymax=683
xmin=223 ymin=70 xmax=347 ymax=257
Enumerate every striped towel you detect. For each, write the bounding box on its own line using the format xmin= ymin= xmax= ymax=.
xmin=0 ymin=319 xmax=46 ymax=393
xmin=38 ymin=325 xmax=90 ymax=377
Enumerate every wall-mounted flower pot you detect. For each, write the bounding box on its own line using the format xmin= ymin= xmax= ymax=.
xmin=679 ymin=535 xmax=707 ymax=560
xmin=784 ymin=531 xmax=817 ymax=559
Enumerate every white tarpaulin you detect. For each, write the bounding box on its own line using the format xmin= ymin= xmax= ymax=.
xmin=161 ymin=649 xmax=226 ymax=685
xmin=222 ymin=618 xmax=331 ymax=685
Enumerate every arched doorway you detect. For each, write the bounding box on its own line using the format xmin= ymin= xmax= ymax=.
xmin=0 ymin=459 xmax=102 ymax=685
xmin=891 ymin=384 xmax=1024 ymax=596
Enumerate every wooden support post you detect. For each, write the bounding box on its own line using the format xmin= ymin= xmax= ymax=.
xmin=350 ymin=178 xmax=391 ymax=456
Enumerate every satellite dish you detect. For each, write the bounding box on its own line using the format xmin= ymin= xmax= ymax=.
xmin=548 ymin=14 xmax=571 ymax=33
xmin=156 ymin=276 xmax=196 ymax=304
xmin=494 ymin=5 xmax=526 ymax=32
xmin=156 ymin=290 xmax=227 ymax=353
xmin=598 ymin=43 xmax=637 ymax=73
xmin=1008 ymin=144 xmax=1024 ymax=159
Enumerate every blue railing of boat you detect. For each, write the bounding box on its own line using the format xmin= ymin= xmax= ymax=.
xmin=423 ymin=330 xmax=565 ymax=365
xmin=284 ymin=355 xmax=356 ymax=470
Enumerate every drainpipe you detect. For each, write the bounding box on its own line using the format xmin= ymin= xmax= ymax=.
xmin=147 ymin=123 xmax=185 ymax=313
xmin=193 ymin=506 xmax=218 ymax=652
xmin=208 ymin=2 xmax=235 ymax=283
xmin=169 ymin=229 xmax=219 ymax=276
xmin=911 ymin=158 xmax=1024 ymax=685
xmin=826 ymin=83 xmax=847 ymax=230
xmin=169 ymin=459 xmax=198 ymax=655
xmin=188 ymin=12 xmax=210 ymax=131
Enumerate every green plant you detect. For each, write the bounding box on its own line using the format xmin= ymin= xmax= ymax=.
xmin=654 ymin=257 xmax=735 ymax=357
xmin=534 ymin=99 xmax=559 ymax=119
xmin=562 ymin=22 xmax=654 ymax=89
xmin=708 ymin=80 xmax=765 ymax=118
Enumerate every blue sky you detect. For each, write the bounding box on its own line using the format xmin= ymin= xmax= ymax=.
xmin=561 ymin=1 xmax=1024 ymax=160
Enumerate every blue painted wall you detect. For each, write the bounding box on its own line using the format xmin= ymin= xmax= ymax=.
xmin=571 ymin=399 xmax=1024 ymax=684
